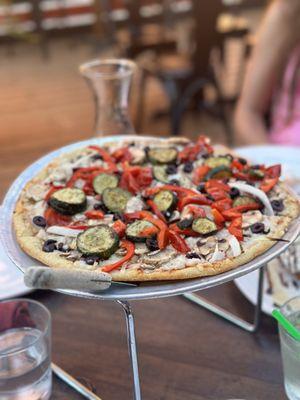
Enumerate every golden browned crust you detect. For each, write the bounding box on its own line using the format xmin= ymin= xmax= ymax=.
xmin=13 ymin=139 xmax=300 ymax=282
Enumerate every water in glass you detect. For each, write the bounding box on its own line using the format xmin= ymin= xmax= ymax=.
xmin=0 ymin=327 xmax=51 ymax=400
xmin=280 ymin=310 xmax=300 ymax=400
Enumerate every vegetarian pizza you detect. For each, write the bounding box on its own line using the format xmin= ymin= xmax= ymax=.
xmin=13 ymin=136 xmax=300 ymax=281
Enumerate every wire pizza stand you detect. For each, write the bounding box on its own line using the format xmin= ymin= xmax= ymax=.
xmin=1 ymin=137 xmax=300 ymax=400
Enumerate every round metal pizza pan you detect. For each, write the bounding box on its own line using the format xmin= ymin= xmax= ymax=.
xmin=1 ymin=136 xmax=299 ymax=301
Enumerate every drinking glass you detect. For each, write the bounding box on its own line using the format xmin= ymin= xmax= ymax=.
xmin=278 ymin=296 xmax=300 ymax=400
xmin=0 ymin=299 xmax=51 ymax=400
xmin=79 ymin=58 xmax=136 ymax=137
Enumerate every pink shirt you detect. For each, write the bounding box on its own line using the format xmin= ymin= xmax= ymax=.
xmin=270 ymin=44 xmax=300 ymax=145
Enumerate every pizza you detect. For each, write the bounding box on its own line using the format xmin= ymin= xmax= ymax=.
xmin=13 ymin=135 xmax=300 ymax=282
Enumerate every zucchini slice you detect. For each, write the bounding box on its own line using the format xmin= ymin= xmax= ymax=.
xmin=205 ymin=166 xmax=232 ymax=180
xmin=153 ymin=165 xmax=169 ymax=183
xmin=126 ymin=220 xmax=155 ymax=242
xmin=49 ymin=188 xmax=87 ymax=215
xmin=153 ymin=190 xmax=177 ymax=212
xmin=233 ymin=195 xmax=258 ymax=207
xmin=192 ymin=217 xmax=217 ymax=235
xmin=204 ymin=156 xmax=231 ymax=169
xmin=148 ymin=147 xmax=178 ymax=164
xmin=77 ymin=225 xmax=119 ymax=259
xmin=93 ymin=173 xmax=119 ymax=195
xmin=102 ymin=187 xmax=132 ymax=213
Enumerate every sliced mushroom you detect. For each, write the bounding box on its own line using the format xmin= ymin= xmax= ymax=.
xmin=242 ymin=210 xmax=263 ymax=228
xmin=134 ymin=243 xmax=150 ymax=255
xmin=130 ymin=147 xmax=146 ymax=164
xmin=141 ymin=248 xmax=176 ymax=265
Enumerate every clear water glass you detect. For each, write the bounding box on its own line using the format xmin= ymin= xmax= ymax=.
xmin=0 ymin=299 xmax=51 ymax=400
xmin=278 ymin=296 xmax=300 ymax=400
xmin=79 ymin=58 xmax=136 ymax=137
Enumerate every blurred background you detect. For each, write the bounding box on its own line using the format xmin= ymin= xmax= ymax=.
xmin=0 ymin=0 xmax=268 ymax=191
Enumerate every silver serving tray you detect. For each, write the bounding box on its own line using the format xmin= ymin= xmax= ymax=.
xmin=1 ymin=136 xmax=299 ymax=301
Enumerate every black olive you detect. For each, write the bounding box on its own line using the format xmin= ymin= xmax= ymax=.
xmin=85 ymin=258 xmax=96 ymax=265
xmin=225 ymin=154 xmax=233 ymax=161
xmin=169 ymin=179 xmax=180 ymax=186
xmin=177 ymin=218 xmax=193 ymax=230
xmin=164 ymin=211 xmax=172 ymax=219
xmin=229 ymin=187 xmax=240 ymax=199
xmin=252 ymin=164 xmax=261 ymax=170
xmin=218 ymin=238 xmax=226 ymax=243
xmin=42 ymin=240 xmax=57 ymax=252
xmin=113 ymin=213 xmax=125 ymax=222
xmin=197 ymin=183 xmax=206 ymax=193
xmin=91 ymin=154 xmax=102 ymax=161
xmin=57 ymin=242 xmax=69 ymax=252
xmin=238 ymin=157 xmax=247 ymax=165
xmin=93 ymin=203 xmax=102 ymax=210
xmin=166 ymin=164 xmax=177 ymax=175
xmin=202 ymin=153 xmax=210 ymax=159
xmin=183 ymin=162 xmax=194 ymax=173
xmin=144 ymin=146 xmax=150 ymax=153
xmin=271 ymin=199 xmax=284 ymax=212
xmin=186 ymin=252 xmax=201 ymax=259
xmin=32 ymin=216 xmax=47 ymax=228
xmin=250 ymin=223 xmax=265 ymax=234
xmin=146 ymin=237 xmax=159 ymax=251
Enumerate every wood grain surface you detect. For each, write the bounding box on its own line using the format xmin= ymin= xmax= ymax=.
xmin=0 ymin=40 xmax=286 ymax=400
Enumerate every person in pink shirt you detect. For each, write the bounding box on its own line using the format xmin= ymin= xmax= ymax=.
xmin=234 ymin=0 xmax=300 ymax=145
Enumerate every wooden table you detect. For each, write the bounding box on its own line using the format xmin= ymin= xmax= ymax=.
xmin=0 ymin=134 xmax=286 ymax=400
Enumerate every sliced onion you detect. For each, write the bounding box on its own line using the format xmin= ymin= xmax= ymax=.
xmin=228 ymin=234 xmax=241 ymax=257
xmin=46 ymin=226 xmax=80 ymax=237
xmin=229 ymin=182 xmax=274 ymax=216
xmin=210 ymin=243 xmax=225 ymax=262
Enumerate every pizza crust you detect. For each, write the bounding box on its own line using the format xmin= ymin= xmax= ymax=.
xmin=13 ymin=138 xmax=300 ymax=282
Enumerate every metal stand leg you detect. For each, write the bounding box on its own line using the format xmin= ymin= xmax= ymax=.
xmin=117 ymin=301 xmax=142 ymax=400
xmin=183 ymin=265 xmax=265 ymax=332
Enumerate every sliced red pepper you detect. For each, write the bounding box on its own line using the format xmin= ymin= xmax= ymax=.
xmin=112 ymin=147 xmax=132 ymax=163
xmin=101 ymin=240 xmax=135 ymax=273
xmin=140 ymin=226 xmax=159 ymax=237
xmin=186 ymin=205 xmax=206 ymax=218
xmin=205 ymin=180 xmax=230 ymax=192
xmin=222 ymin=203 xmax=261 ymax=220
xmin=67 ymin=224 xmax=89 ymax=230
xmin=266 ymin=164 xmax=281 ymax=178
xmin=231 ymin=159 xmax=245 ymax=171
xmin=44 ymin=185 xmax=64 ymax=201
xmin=144 ymin=185 xmax=198 ymax=198
xmin=169 ymin=223 xmax=199 ymax=237
xmin=211 ymin=198 xmax=233 ymax=212
xmin=178 ymin=195 xmax=212 ymax=211
xmin=88 ymin=145 xmax=118 ymax=172
xmin=211 ymin=208 xmax=225 ymax=225
xmin=120 ymin=170 xmax=140 ymax=194
xmin=120 ymin=167 xmax=152 ymax=194
xmin=205 ymin=188 xmax=229 ymax=201
xmin=44 ymin=207 xmax=71 ymax=226
xmin=192 ymin=165 xmax=210 ymax=185
xmin=84 ymin=210 xmax=104 ymax=220
xmin=112 ymin=220 xmax=127 ymax=237
xmin=168 ymin=230 xmax=190 ymax=253
xmin=146 ymin=199 xmax=166 ymax=222
xmin=233 ymin=171 xmax=250 ymax=181
xmin=260 ymin=177 xmax=279 ymax=193
xmin=228 ymin=217 xmax=243 ymax=241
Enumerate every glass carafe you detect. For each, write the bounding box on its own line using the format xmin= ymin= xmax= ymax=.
xmin=79 ymin=59 xmax=136 ymax=137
